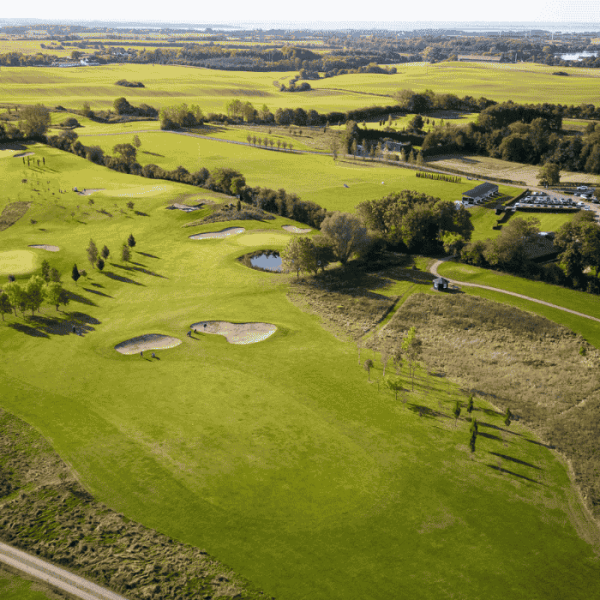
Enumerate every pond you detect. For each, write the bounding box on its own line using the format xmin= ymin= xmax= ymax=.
xmin=240 ymin=250 xmax=283 ymax=272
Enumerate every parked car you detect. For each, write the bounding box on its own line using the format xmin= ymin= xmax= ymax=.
xmin=577 ymin=186 xmax=588 ymax=191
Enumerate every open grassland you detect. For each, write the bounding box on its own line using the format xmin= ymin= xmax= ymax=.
xmin=0 ymin=40 xmax=73 ymax=57
xmin=5 ymin=60 xmax=600 ymax=117
xmin=75 ymin=131 xmax=521 ymax=211
xmin=0 ymin=144 xmax=599 ymax=600
xmin=427 ymin=154 xmax=600 ymax=187
xmin=312 ymin=61 xmax=600 ymax=105
xmin=331 ymin=111 xmax=479 ymax=133
xmin=0 ymin=65 xmax=396 ymax=114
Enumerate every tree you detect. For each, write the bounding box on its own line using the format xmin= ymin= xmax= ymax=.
xmin=504 ymin=408 xmax=512 ymax=427
xmin=281 ymin=236 xmax=317 ymax=278
xmin=19 ymin=104 xmax=51 ymax=138
xmin=469 ymin=430 xmax=477 ymax=453
xmin=113 ymin=143 xmax=137 ymax=164
xmin=537 ymin=162 xmax=560 ymax=186
xmin=453 ymin=401 xmax=461 ymax=426
xmin=121 ymin=244 xmax=131 ymax=263
xmin=410 ymin=114 xmax=424 ymax=131
xmin=41 ymin=259 xmax=51 ymax=282
xmin=320 ymin=212 xmax=370 ymax=265
xmin=24 ymin=275 xmax=45 ymax=316
xmin=402 ymin=326 xmax=422 ymax=391
xmin=467 ymin=394 xmax=474 ymax=414
xmin=87 ymin=239 xmax=98 ymax=267
xmin=127 ymin=233 xmax=136 ymax=248
xmin=127 ymin=201 xmax=135 ymax=211
xmin=100 ymin=245 xmax=110 ymax=261
xmin=0 ymin=292 xmax=12 ymax=321
xmin=132 ymin=134 xmax=142 ymax=149
xmin=71 ymin=264 xmax=81 ymax=285
xmin=45 ymin=282 xmax=69 ymax=311
xmin=364 ymin=359 xmax=374 ymax=381
xmin=4 ymin=282 xmax=26 ymax=317
xmin=96 ymin=257 xmax=105 ymax=271
xmin=330 ymin=137 xmax=339 ymax=161
xmin=385 ymin=375 xmax=403 ymax=401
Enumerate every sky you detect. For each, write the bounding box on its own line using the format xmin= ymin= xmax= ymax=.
xmin=2 ymin=0 xmax=600 ymax=27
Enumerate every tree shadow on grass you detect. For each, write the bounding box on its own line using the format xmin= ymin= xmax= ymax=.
xmin=134 ymin=211 xmax=149 ymax=217
xmin=487 ymin=464 xmax=545 ymax=486
xmin=83 ymin=287 xmax=113 ymax=298
xmin=111 ymin=262 xmax=166 ymax=279
xmin=479 ymin=421 xmax=522 ymax=437
xmin=137 ymin=251 xmax=159 ymax=259
xmin=478 ymin=431 xmax=504 ymax=442
xmin=8 ymin=321 xmax=49 ymax=338
xmin=489 ymin=451 xmax=541 ymax=470
xmin=524 ymin=438 xmax=555 ymax=450
xmin=66 ymin=290 xmax=97 ymax=307
xmin=407 ymin=404 xmax=439 ymax=419
xmin=103 ymin=271 xmax=145 ymax=286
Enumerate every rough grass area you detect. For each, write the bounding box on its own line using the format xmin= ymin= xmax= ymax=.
xmin=195 ymin=204 xmax=276 ymax=226
xmin=287 ymin=267 xmax=405 ymax=340
xmin=0 ymin=409 xmax=268 ymax=600
xmin=369 ymin=293 xmax=600 ymax=522
xmin=0 ymin=202 xmax=31 ymax=232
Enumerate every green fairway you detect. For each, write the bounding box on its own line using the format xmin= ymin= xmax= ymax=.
xmin=1 ymin=144 xmax=599 ymax=600
xmin=0 ymin=569 xmax=62 ymax=600
xmin=0 ymin=249 xmax=38 ymax=275
xmin=76 ymin=130 xmax=521 ymax=211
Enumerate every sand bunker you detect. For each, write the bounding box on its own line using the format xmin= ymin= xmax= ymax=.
xmin=114 ymin=334 xmax=182 ymax=355
xmin=282 ymin=225 xmax=312 ymax=234
xmin=76 ymin=188 xmax=104 ymax=196
xmin=189 ymin=227 xmax=245 ymax=240
xmin=13 ymin=152 xmax=35 ymax=158
xmin=167 ymin=203 xmax=202 ymax=212
xmin=28 ymin=244 xmax=60 ymax=252
xmin=191 ymin=321 xmax=277 ymax=344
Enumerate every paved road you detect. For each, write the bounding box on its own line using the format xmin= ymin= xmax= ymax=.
xmin=429 ymin=257 xmax=600 ymax=324
xmin=0 ymin=541 xmax=129 ymax=600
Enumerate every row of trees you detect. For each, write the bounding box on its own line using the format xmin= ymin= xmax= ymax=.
xmin=84 ymin=235 xmax=136 ymax=272
xmin=1 ymin=274 xmax=69 ymax=319
xmin=245 ymin=135 xmax=293 ymax=152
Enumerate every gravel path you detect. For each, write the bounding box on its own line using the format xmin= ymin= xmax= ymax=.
xmin=429 ymin=257 xmax=600 ymax=324
xmin=0 ymin=541 xmax=130 ymax=600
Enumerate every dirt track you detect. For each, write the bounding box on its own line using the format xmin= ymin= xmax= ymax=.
xmin=0 ymin=541 xmax=130 ymax=600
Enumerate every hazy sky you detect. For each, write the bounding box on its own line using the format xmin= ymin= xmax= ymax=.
xmin=3 ymin=0 xmax=600 ymax=25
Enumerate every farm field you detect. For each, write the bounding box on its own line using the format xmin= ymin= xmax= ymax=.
xmin=4 ymin=60 xmax=600 ymax=117
xmin=75 ymin=130 xmax=521 ymax=211
xmin=0 ymin=143 xmax=599 ymax=600
xmin=311 ymin=61 xmax=600 ymax=105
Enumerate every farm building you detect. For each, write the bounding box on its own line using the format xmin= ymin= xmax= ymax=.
xmin=462 ymin=182 xmax=499 ymax=203
xmin=433 ymin=277 xmax=449 ymax=291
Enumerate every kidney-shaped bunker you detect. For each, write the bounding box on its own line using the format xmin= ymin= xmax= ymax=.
xmin=191 ymin=321 xmax=277 ymax=344
xmin=115 ymin=334 xmax=182 ymax=355
xmin=189 ymin=227 xmax=245 ymax=240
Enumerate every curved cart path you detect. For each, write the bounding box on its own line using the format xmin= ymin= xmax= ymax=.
xmin=429 ymin=257 xmax=600 ymax=324
xmin=0 ymin=541 xmax=130 ymax=600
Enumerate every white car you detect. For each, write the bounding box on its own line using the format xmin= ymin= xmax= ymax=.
xmin=577 ymin=186 xmax=588 ymax=191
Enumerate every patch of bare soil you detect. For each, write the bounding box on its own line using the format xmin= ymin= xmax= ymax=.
xmin=0 ymin=202 xmax=31 ymax=232
xmin=0 ymin=408 xmax=270 ymax=600
xmin=368 ymin=292 xmax=600 ymax=523
xmin=28 ymin=245 xmax=60 ymax=252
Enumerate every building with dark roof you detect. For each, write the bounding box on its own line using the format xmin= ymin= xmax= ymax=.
xmin=462 ymin=182 xmax=499 ymax=202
